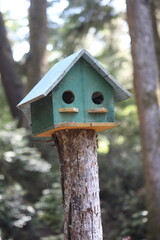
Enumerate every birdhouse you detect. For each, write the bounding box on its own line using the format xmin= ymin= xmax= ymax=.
xmin=17 ymin=49 xmax=131 ymax=137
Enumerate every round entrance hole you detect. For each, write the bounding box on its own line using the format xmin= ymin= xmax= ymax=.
xmin=62 ymin=90 xmax=75 ymax=104
xmin=92 ymin=92 xmax=104 ymax=104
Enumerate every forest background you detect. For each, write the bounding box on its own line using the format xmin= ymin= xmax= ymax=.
xmin=0 ymin=0 xmax=160 ymax=240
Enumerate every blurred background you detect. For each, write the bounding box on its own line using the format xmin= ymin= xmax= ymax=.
xmin=0 ymin=0 xmax=160 ymax=239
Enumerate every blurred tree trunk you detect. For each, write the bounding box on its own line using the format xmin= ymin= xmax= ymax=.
xmin=151 ymin=1 xmax=160 ymax=82
xmin=0 ymin=12 xmax=24 ymax=122
xmin=126 ymin=0 xmax=160 ymax=239
xmin=27 ymin=0 xmax=48 ymax=92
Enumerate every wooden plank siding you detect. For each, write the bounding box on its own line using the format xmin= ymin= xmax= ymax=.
xmin=31 ymin=92 xmax=53 ymax=133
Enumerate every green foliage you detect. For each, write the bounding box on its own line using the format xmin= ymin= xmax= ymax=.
xmin=48 ymin=0 xmax=132 ymax=94
xmin=36 ymin=183 xmax=63 ymax=234
xmin=98 ymin=96 xmax=147 ymax=240
xmin=0 ymin=123 xmax=63 ymax=240
xmin=58 ymin=0 xmax=118 ymax=55
xmin=0 ymin=81 xmax=12 ymax=128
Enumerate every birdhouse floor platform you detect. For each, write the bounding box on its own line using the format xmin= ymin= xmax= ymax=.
xmin=32 ymin=122 xmax=118 ymax=137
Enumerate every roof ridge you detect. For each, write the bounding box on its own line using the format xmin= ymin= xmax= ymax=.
xmin=17 ymin=49 xmax=131 ymax=109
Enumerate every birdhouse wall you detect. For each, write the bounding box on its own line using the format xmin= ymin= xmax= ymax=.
xmin=52 ymin=57 xmax=115 ymax=125
xmin=31 ymin=93 xmax=53 ymax=134
xmin=30 ymin=57 xmax=115 ymax=136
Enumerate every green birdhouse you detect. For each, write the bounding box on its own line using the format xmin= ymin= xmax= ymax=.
xmin=17 ymin=49 xmax=131 ymax=137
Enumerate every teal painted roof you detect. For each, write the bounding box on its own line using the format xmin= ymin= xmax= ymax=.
xmin=17 ymin=49 xmax=131 ymax=109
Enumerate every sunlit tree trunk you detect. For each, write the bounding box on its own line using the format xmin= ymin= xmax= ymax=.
xmin=126 ymin=0 xmax=160 ymax=239
xmin=54 ymin=129 xmax=103 ymax=240
xmin=0 ymin=12 xmax=24 ymax=122
xmin=27 ymin=0 xmax=48 ymax=91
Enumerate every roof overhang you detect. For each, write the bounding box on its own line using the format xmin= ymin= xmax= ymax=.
xmin=17 ymin=49 xmax=132 ymax=124
xmin=17 ymin=49 xmax=131 ymax=109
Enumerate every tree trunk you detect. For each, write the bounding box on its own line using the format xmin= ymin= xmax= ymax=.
xmin=151 ymin=1 xmax=160 ymax=82
xmin=0 ymin=12 xmax=24 ymax=120
xmin=126 ymin=0 xmax=160 ymax=239
xmin=27 ymin=0 xmax=47 ymax=91
xmin=54 ymin=129 xmax=103 ymax=240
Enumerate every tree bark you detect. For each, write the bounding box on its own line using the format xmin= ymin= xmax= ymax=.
xmin=54 ymin=129 xmax=103 ymax=240
xmin=0 ymin=12 xmax=24 ymax=120
xmin=27 ymin=0 xmax=47 ymax=91
xmin=126 ymin=0 xmax=160 ymax=239
xmin=151 ymin=1 xmax=160 ymax=82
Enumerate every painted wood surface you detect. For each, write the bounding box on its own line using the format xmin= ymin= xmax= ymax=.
xmin=53 ymin=60 xmax=84 ymax=124
xmin=88 ymin=108 xmax=108 ymax=113
xmin=81 ymin=58 xmax=114 ymax=123
xmin=58 ymin=107 xmax=79 ymax=113
xmin=31 ymin=92 xmax=53 ymax=133
xmin=53 ymin=58 xmax=114 ymax=125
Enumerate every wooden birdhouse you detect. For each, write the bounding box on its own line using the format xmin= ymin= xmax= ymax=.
xmin=17 ymin=49 xmax=131 ymax=137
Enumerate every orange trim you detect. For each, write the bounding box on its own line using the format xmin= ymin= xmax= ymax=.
xmin=58 ymin=107 xmax=79 ymax=113
xmin=32 ymin=122 xmax=118 ymax=137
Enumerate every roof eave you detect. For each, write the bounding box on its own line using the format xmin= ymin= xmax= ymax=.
xmin=82 ymin=50 xmax=132 ymax=102
xmin=17 ymin=49 xmax=131 ymax=109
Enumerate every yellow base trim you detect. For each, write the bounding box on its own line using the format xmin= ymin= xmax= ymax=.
xmin=33 ymin=122 xmax=118 ymax=137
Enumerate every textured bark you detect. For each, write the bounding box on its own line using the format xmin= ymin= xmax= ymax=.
xmin=54 ymin=129 xmax=103 ymax=240
xmin=151 ymin=1 xmax=160 ymax=82
xmin=0 ymin=12 xmax=24 ymax=120
xmin=126 ymin=0 xmax=160 ymax=239
xmin=27 ymin=0 xmax=47 ymax=91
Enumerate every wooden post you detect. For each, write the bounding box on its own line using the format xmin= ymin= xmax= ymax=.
xmin=54 ymin=129 xmax=103 ymax=240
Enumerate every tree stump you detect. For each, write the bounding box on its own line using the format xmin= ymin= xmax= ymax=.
xmin=54 ymin=129 xmax=103 ymax=240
